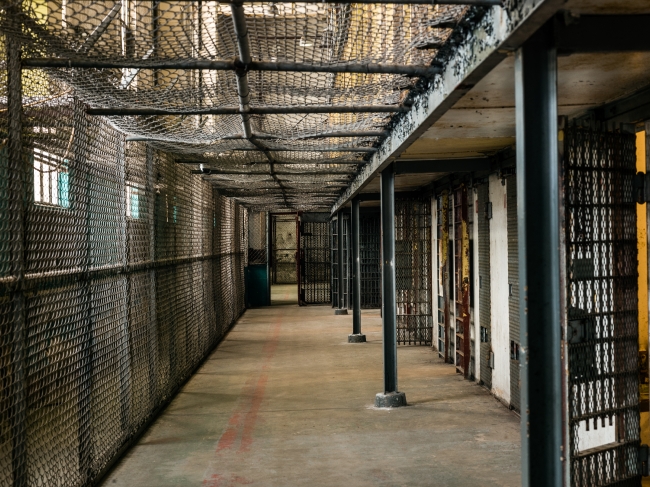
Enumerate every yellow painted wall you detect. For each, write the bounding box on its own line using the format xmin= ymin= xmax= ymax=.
xmin=638 ymin=130 xmax=648 ymax=356
xmin=638 ymin=130 xmax=650 ymax=451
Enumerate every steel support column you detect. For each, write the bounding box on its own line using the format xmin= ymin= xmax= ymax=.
xmin=349 ymin=198 xmax=366 ymax=342
xmin=7 ymin=33 xmax=27 ymax=487
xmin=515 ymin=21 xmax=562 ymax=487
xmin=375 ymin=166 xmax=406 ymax=407
xmin=335 ymin=210 xmax=348 ymax=315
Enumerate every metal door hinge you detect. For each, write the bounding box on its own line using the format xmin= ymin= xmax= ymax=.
xmin=634 ymin=172 xmax=649 ymax=204
xmin=484 ymin=201 xmax=492 ymax=220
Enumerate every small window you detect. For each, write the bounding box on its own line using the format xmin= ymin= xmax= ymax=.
xmin=126 ymin=183 xmax=143 ymax=219
xmin=33 ymin=148 xmax=69 ymax=208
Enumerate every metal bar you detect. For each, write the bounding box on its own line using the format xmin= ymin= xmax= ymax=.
xmin=128 ymin=131 xmax=386 ymax=142
xmin=7 ymin=33 xmax=27 ymax=487
xmin=515 ymin=20 xmax=562 ymax=487
xmin=380 ymin=166 xmax=398 ymax=393
xmin=72 ymin=98 xmax=94 ymax=482
xmin=209 ymin=147 xmax=376 ymax=153
xmin=394 ymin=158 xmax=490 ymax=174
xmin=86 ymin=105 xmax=405 ymax=116
xmin=337 ymin=210 xmax=344 ymax=309
xmin=77 ymin=3 xmax=121 ymax=54
xmin=352 ymin=198 xmax=362 ymax=334
xmin=230 ymin=2 xmax=289 ymax=207
xmin=107 ymin=0 xmax=503 ymax=4
xmin=179 ymin=160 xmax=364 ymax=165
xmin=23 ymin=58 xmax=442 ymax=76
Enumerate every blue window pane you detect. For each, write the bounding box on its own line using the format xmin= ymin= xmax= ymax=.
xmin=58 ymin=172 xmax=70 ymax=208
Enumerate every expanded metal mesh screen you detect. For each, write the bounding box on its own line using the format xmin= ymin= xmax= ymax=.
xmin=299 ymin=213 xmax=330 ymax=305
xmin=395 ymin=198 xmax=432 ymax=345
xmin=0 ymin=0 xmax=471 ymax=210
xmin=0 ymin=35 xmax=246 ymax=487
xmin=360 ymin=210 xmax=381 ymax=309
xmin=330 ymin=212 xmax=350 ymax=309
xmin=564 ymin=124 xmax=641 ymax=486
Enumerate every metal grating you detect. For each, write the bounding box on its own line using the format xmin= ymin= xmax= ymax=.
xmin=395 ymin=198 xmax=432 ymax=346
xmin=0 ymin=37 xmax=247 ymax=487
xmin=477 ymin=183 xmax=492 ymax=388
xmin=299 ymin=213 xmax=331 ymax=305
xmin=360 ymin=210 xmax=381 ymax=309
xmin=507 ymin=175 xmax=520 ymax=412
xmin=564 ymin=124 xmax=641 ymax=486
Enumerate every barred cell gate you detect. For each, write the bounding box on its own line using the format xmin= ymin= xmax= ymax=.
xmin=298 ymin=213 xmax=330 ymax=305
xmin=331 ymin=213 xmax=350 ymax=309
xmin=360 ymin=210 xmax=381 ymax=309
xmin=271 ymin=214 xmax=298 ymax=285
xmin=563 ymin=123 xmax=641 ymax=486
xmin=395 ymin=198 xmax=433 ymax=345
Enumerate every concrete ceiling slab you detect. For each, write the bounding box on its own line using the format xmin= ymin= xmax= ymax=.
xmin=407 ymin=51 xmax=650 ymax=161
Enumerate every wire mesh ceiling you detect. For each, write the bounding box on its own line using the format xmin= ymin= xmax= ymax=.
xmin=0 ymin=0 xmax=491 ymax=210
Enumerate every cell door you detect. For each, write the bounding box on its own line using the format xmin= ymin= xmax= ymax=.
xmin=563 ymin=123 xmax=641 ymax=486
xmin=298 ymin=213 xmax=331 ymax=305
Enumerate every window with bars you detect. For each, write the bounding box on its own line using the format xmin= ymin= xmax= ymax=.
xmin=33 ymin=148 xmax=69 ymax=208
xmin=126 ymin=183 xmax=143 ymax=219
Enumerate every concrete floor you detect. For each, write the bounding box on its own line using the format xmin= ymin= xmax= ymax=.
xmin=101 ymin=293 xmax=521 ymax=487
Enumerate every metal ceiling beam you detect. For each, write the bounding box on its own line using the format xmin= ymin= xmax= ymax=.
xmin=24 ymin=58 xmax=443 ymax=77
xmin=126 ymin=131 xmax=386 ymax=142
xmin=87 ymin=105 xmax=405 ymax=115
xmin=394 ymin=158 xmax=489 ymax=174
xmin=331 ymin=0 xmax=567 ymax=214
xmin=176 ymin=159 xmax=364 ymax=165
xmin=229 ymin=1 xmax=289 ymax=208
xmin=139 ymin=0 xmax=502 ymax=4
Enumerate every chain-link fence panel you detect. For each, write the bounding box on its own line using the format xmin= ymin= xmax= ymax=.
xmin=0 ymin=35 xmax=246 ymax=487
xmin=564 ymin=124 xmax=641 ymax=487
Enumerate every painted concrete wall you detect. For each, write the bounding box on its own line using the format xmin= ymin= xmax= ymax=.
xmin=473 ymin=191 xmax=481 ymax=383
xmin=489 ymin=174 xmax=510 ymax=403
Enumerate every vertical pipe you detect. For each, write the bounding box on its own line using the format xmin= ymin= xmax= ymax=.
xmin=380 ymin=167 xmax=398 ymax=394
xmin=349 ymin=198 xmax=365 ymax=342
xmin=146 ymin=145 xmax=158 ymax=406
xmin=7 ymin=33 xmax=27 ymax=487
xmin=72 ymin=98 xmax=94 ymax=481
xmin=267 ymin=212 xmax=272 ymax=303
xmin=515 ymin=21 xmax=562 ymax=487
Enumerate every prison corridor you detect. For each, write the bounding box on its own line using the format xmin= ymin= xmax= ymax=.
xmin=101 ymin=303 xmax=520 ymax=487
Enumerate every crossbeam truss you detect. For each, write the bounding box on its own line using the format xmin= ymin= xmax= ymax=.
xmin=1 ymin=0 xmax=493 ymax=210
